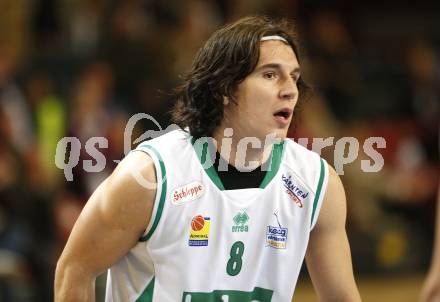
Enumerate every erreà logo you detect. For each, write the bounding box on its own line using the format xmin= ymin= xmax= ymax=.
xmin=171 ymin=181 xmax=204 ymax=205
xmin=232 ymin=212 xmax=249 ymax=232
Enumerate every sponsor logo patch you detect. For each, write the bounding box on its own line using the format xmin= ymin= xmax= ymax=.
xmin=281 ymin=174 xmax=309 ymax=208
xmin=232 ymin=211 xmax=249 ymax=232
xmin=171 ymin=181 xmax=204 ymax=205
xmin=266 ymin=212 xmax=288 ymax=249
xmin=189 ymin=215 xmax=211 ymax=247
xmin=266 ymin=226 xmax=288 ymax=249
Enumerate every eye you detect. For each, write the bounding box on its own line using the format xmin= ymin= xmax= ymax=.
xmin=291 ymin=74 xmax=300 ymax=83
xmin=263 ymin=71 xmax=277 ymax=79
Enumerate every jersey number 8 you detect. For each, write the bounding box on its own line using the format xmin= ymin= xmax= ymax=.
xmin=226 ymin=241 xmax=245 ymax=276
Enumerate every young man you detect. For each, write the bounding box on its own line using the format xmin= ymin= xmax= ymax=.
xmin=55 ymin=16 xmax=361 ymax=301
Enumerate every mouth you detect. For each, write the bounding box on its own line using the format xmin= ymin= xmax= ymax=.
xmin=273 ymin=108 xmax=293 ymax=125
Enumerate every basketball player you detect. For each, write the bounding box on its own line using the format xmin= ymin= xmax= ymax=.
xmin=55 ymin=16 xmax=361 ymax=301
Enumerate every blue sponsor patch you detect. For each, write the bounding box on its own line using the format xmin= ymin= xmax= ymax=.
xmin=266 ymin=225 xmax=288 ymax=249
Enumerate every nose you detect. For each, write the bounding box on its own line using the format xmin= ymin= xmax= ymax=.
xmin=279 ymin=77 xmax=298 ymax=100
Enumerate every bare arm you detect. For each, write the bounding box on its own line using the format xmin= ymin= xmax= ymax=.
xmin=305 ymin=165 xmax=361 ymax=302
xmin=420 ymin=182 xmax=440 ymax=302
xmin=54 ymin=151 xmax=157 ymax=301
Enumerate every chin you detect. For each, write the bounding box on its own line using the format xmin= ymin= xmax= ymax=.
xmin=259 ymin=129 xmax=288 ymax=144
xmin=275 ymin=133 xmax=288 ymax=141
xmin=274 ymin=128 xmax=288 ymax=139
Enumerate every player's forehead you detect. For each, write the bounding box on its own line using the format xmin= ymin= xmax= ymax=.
xmin=256 ymin=40 xmax=299 ymax=71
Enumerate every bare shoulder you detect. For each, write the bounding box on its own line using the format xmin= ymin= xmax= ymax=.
xmin=55 ymin=150 xmax=159 ymax=296
xmin=57 ymin=151 xmax=158 ymax=268
xmin=96 ymin=150 xmax=158 ymax=232
xmin=106 ymin=150 xmax=157 ymax=196
xmin=326 ymin=164 xmax=345 ymax=198
xmin=313 ymin=164 xmax=347 ymax=231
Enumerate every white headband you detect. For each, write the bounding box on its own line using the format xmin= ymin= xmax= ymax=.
xmin=261 ymin=35 xmax=288 ymax=43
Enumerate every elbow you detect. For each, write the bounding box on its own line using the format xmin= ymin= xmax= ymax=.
xmin=54 ymin=258 xmax=65 ymax=300
xmin=54 ymin=256 xmax=94 ymax=301
xmin=54 ymin=256 xmax=71 ymax=300
xmin=55 ymin=254 xmax=70 ymax=283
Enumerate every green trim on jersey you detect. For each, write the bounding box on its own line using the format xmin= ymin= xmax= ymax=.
xmin=182 ymin=286 xmax=273 ymax=301
xmin=311 ymin=158 xmax=325 ymax=226
xmin=191 ymin=138 xmax=285 ymax=191
xmin=201 ymin=140 xmax=225 ymax=190
xmin=136 ymin=277 xmax=155 ymax=302
xmin=138 ymin=145 xmax=167 ymax=242
xmin=259 ymin=141 xmax=285 ymax=189
xmin=191 ymin=137 xmax=225 ymax=190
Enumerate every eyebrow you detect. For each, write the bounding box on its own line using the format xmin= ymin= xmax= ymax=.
xmin=255 ymin=63 xmax=301 ymax=75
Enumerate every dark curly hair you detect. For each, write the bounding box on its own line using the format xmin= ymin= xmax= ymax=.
xmin=172 ymin=15 xmax=309 ymax=139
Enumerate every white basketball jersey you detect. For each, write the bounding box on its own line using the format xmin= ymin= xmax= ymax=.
xmin=105 ymin=129 xmax=329 ymax=302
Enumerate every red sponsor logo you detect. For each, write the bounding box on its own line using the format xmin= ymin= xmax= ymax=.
xmin=285 ymin=189 xmax=303 ymax=208
xmin=171 ymin=181 xmax=204 ymax=205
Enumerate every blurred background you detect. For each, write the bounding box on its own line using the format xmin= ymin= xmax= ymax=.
xmin=0 ymin=0 xmax=438 ymax=301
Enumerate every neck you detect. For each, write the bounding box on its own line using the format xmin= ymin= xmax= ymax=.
xmin=212 ymin=126 xmax=277 ymax=171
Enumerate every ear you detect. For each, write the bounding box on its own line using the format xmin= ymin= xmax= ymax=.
xmin=223 ymin=96 xmax=230 ymax=106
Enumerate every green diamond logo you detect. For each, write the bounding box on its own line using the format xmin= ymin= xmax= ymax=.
xmin=233 ymin=212 xmax=249 ymax=226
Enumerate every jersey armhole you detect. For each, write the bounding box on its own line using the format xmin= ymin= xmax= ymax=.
xmin=132 ymin=144 xmax=167 ymax=242
xmin=310 ymin=158 xmax=329 ymax=230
